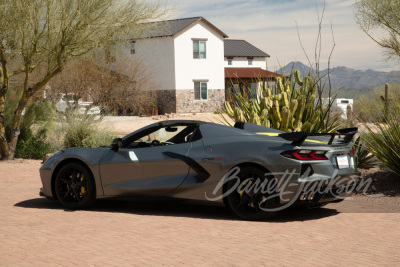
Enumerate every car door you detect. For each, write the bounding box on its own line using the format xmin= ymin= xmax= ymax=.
xmin=99 ymin=125 xmax=195 ymax=196
xmin=99 ymin=143 xmax=192 ymax=196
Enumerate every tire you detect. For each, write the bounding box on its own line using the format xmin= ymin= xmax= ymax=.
xmin=225 ymin=166 xmax=279 ymax=221
xmin=55 ymin=162 xmax=96 ymax=209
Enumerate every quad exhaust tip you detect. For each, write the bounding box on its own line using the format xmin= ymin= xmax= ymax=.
xmin=300 ymin=193 xmax=315 ymax=201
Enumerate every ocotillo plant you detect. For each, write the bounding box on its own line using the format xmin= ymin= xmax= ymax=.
xmin=221 ymin=70 xmax=341 ymax=133
xmin=380 ymin=83 xmax=390 ymax=117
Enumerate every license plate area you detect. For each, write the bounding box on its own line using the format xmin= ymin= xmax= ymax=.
xmin=336 ymin=155 xmax=350 ymax=169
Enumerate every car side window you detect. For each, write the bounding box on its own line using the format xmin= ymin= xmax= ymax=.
xmin=125 ymin=125 xmax=199 ymax=149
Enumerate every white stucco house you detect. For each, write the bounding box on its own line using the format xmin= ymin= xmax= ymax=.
xmin=112 ymin=17 xmax=282 ymax=114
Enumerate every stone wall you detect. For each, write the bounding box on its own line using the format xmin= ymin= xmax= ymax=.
xmin=156 ymin=90 xmax=177 ymax=114
xmin=176 ymin=89 xmax=225 ymax=113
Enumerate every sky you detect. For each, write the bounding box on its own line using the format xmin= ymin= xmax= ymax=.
xmin=170 ymin=0 xmax=399 ymax=72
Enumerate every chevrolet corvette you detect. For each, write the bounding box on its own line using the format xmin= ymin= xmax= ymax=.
xmin=39 ymin=120 xmax=360 ymax=220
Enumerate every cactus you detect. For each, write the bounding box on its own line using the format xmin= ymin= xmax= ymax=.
xmin=222 ymin=69 xmax=339 ymax=134
xmin=289 ymin=99 xmax=298 ymax=114
xmin=285 ymin=83 xmax=291 ymax=97
xmin=294 ymin=121 xmax=302 ymax=132
xmin=251 ymin=101 xmax=260 ymax=113
xmin=275 ymin=93 xmax=282 ymax=101
xmin=294 ymin=95 xmax=306 ymax=127
xmin=280 ymin=107 xmax=291 ymax=131
xmin=276 ymin=77 xmax=284 ymax=93
xmin=302 ymin=121 xmax=311 ymax=132
xmin=265 ymin=88 xmax=272 ymax=97
xmin=282 ymin=91 xmax=289 ymax=108
xmin=272 ymin=100 xmax=281 ymax=123
xmin=250 ymin=110 xmax=261 ymax=125
xmin=260 ymin=109 xmax=269 ymax=121
xmin=262 ymin=120 xmax=271 ymax=128
xmin=294 ymin=70 xmax=303 ymax=86
xmin=302 ymin=76 xmax=310 ymax=94
xmin=224 ymin=101 xmax=234 ymax=117
xmin=234 ymin=107 xmax=245 ymax=121
xmin=346 ymin=104 xmax=352 ymax=120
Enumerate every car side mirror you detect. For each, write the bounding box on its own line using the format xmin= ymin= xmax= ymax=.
xmin=111 ymin=138 xmax=122 ymax=151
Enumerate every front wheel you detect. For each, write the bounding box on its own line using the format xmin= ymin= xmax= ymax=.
xmin=225 ymin=167 xmax=279 ymax=221
xmin=55 ymin=162 xmax=96 ymax=209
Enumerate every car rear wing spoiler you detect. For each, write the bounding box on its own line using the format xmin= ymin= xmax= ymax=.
xmin=278 ymin=127 xmax=358 ymax=146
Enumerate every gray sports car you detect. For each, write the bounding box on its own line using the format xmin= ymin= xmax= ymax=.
xmin=39 ymin=120 xmax=360 ymax=220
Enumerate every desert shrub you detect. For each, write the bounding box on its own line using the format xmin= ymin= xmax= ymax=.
xmin=15 ymin=128 xmax=52 ymax=159
xmin=63 ymin=120 xmax=115 ymax=148
xmin=58 ymin=111 xmax=116 ymax=149
xmin=354 ymin=84 xmax=400 ymax=123
xmin=361 ymin=97 xmax=400 ymax=176
xmin=4 ymin=89 xmax=54 ymax=159
xmin=354 ymin=135 xmax=377 ymax=169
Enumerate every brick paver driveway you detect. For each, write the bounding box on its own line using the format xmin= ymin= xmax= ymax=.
xmin=1 ymin=160 xmax=400 ymax=266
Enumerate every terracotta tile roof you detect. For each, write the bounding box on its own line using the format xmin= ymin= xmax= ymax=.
xmin=224 ymin=40 xmax=269 ymax=57
xmin=225 ymin=67 xmax=284 ymax=79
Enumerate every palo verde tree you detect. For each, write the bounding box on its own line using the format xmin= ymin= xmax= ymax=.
xmin=354 ymin=0 xmax=400 ymax=61
xmin=0 ymin=0 xmax=167 ymax=160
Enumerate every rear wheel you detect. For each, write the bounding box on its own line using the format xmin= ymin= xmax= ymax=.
xmin=55 ymin=162 xmax=96 ymax=209
xmin=225 ymin=167 xmax=279 ymax=221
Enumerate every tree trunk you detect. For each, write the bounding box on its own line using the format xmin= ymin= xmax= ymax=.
xmin=0 ymin=56 xmax=10 ymax=160
xmin=0 ymin=93 xmax=11 ymax=160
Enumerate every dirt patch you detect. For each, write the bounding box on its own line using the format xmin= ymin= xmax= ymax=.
xmin=359 ymin=167 xmax=400 ymax=197
xmin=1 ymin=158 xmax=42 ymax=167
xmin=352 ymin=167 xmax=400 ymax=206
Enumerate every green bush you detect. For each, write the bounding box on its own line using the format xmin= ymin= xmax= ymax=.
xmin=15 ymin=128 xmax=52 ymax=159
xmin=354 ymin=135 xmax=377 ymax=169
xmin=361 ymin=97 xmax=400 ymax=176
xmin=63 ymin=121 xmax=115 ymax=148
xmin=59 ymin=111 xmax=115 ymax=149
xmin=4 ymin=89 xmax=54 ymax=159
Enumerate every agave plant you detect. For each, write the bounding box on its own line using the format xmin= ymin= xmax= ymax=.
xmin=354 ymin=135 xmax=377 ymax=169
xmin=361 ymin=97 xmax=400 ymax=176
xmin=220 ymin=70 xmax=342 ymax=133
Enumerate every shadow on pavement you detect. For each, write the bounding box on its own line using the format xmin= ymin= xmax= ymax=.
xmin=14 ymin=197 xmax=341 ymax=222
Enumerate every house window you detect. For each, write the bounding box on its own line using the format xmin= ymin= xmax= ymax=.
xmin=249 ymin=83 xmax=257 ymax=98
xmin=193 ymin=40 xmax=206 ymax=59
xmin=248 ymin=59 xmax=253 ymax=65
xmin=228 ymin=59 xmax=232 ymax=65
xmin=130 ymin=41 xmax=136 ymax=54
xmin=194 ymin=82 xmax=207 ymax=100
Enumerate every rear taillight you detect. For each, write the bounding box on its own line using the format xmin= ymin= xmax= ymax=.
xmin=281 ymin=150 xmax=328 ymax=160
xmin=350 ymin=146 xmax=355 ymax=157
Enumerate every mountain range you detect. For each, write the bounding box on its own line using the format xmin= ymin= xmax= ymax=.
xmin=277 ymin=61 xmax=400 ymax=98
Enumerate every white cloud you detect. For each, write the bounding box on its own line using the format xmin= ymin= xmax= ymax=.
xmin=171 ymin=0 xmax=398 ymax=71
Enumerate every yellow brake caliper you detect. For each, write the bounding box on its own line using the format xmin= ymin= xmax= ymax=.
xmin=239 ymin=179 xmax=251 ymax=198
xmin=80 ymin=174 xmax=86 ymax=195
